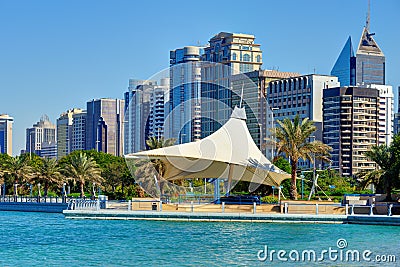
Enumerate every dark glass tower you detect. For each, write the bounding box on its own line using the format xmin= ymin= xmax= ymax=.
xmin=331 ymin=25 xmax=385 ymax=86
xmin=331 ymin=37 xmax=356 ymax=86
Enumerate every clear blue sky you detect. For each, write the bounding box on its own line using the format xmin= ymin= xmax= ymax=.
xmin=0 ymin=0 xmax=399 ymax=155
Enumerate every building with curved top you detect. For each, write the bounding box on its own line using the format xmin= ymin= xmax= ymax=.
xmin=168 ymin=46 xmax=203 ymax=144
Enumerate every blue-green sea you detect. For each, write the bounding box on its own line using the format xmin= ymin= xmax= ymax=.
xmin=0 ymin=211 xmax=399 ymax=266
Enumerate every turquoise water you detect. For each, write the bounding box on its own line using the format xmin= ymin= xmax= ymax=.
xmin=0 ymin=211 xmax=399 ymax=266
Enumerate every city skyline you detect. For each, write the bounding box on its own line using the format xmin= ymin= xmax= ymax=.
xmin=0 ymin=0 xmax=399 ymax=155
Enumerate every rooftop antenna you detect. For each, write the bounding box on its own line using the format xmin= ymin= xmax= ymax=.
xmin=239 ymin=82 xmax=244 ymax=108
xmin=366 ymin=0 xmax=370 ymax=31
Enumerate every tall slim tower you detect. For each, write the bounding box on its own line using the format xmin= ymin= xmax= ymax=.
xmin=0 ymin=114 xmax=13 ymax=156
xmin=168 ymin=46 xmax=203 ymax=144
xmin=201 ymin=32 xmax=263 ymax=138
xmin=86 ymin=99 xmax=124 ymax=156
xmin=56 ymin=108 xmax=85 ymax=159
xmin=331 ymin=2 xmax=385 ymax=86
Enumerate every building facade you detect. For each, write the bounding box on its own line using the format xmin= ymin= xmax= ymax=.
xmin=26 ymin=115 xmax=56 ymax=156
xmin=267 ymin=74 xmax=340 ymax=141
xmin=56 ymin=108 xmax=85 ymax=159
xmin=394 ymin=86 xmax=400 ymax=135
xmin=371 ymin=84 xmax=393 ymax=145
xmin=323 ymin=87 xmax=380 ymax=177
xmin=86 ymin=99 xmax=124 ymax=156
xmin=71 ymin=111 xmax=87 ymax=152
xmin=355 ymin=27 xmax=385 ymax=85
xmin=40 ymin=141 xmax=57 ymax=159
xmin=331 ymin=25 xmax=385 ymax=86
xmin=201 ymin=32 xmax=263 ymax=138
xmin=168 ymin=46 xmax=203 ymax=143
xmin=231 ymin=70 xmax=300 ymax=159
xmin=124 ymin=79 xmax=169 ymax=154
xmin=331 ymin=37 xmax=356 ymax=86
xmin=0 ymin=114 xmax=13 ymax=156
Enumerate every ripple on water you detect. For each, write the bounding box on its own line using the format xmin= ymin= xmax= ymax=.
xmin=0 ymin=212 xmax=399 ymax=266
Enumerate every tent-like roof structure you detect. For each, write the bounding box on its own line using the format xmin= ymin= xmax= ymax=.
xmin=125 ymin=106 xmax=290 ymax=191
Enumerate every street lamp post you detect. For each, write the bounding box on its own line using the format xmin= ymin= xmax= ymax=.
xmin=13 ymin=182 xmax=18 ymax=200
xmin=62 ymin=182 xmax=66 ymax=202
xmin=300 ymin=173 xmax=305 ymax=199
xmin=92 ymin=182 xmax=96 ymax=199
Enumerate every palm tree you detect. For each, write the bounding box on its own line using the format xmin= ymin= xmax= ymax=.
xmin=361 ymin=144 xmax=397 ymax=201
xmin=2 ymin=156 xmax=34 ymax=196
xmin=146 ymin=136 xmax=176 ymax=150
xmin=64 ymin=152 xmax=103 ymax=198
xmin=141 ymin=136 xmax=176 ymax=196
xmin=271 ymin=115 xmax=332 ymax=200
xmin=30 ymin=158 xmax=64 ymax=197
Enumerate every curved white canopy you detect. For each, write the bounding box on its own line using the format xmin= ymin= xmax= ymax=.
xmin=125 ymin=106 xmax=290 ymax=187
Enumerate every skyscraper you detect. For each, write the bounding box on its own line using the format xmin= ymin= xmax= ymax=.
xmin=0 ymin=114 xmax=13 ymax=156
xmin=268 ymin=74 xmax=340 ymax=139
xmin=168 ymin=46 xmax=203 ymax=144
xmin=201 ymin=32 xmax=263 ymax=138
xmin=86 ymin=99 xmax=124 ymax=156
xmin=231 ymin=70 xmax=300 ymax=158
xmin=124 ymin=79 xmax=169 ymax=154
xmin=323 ymin=86 xmax=380 ymax=177
xmin=331 ymin=8 xmax=385 ymax=86
xmin=26 ymin=115 xmax=56 ymax=156
xmin=355 ymin=26 xmax=385 ymax=85
xmin=331 ymin=37 xmax=356 ymax=86
xmin=71 ymin=111 xmax=87 ymax=152
xmin=56 ymin=108 xmax=85 ymax=159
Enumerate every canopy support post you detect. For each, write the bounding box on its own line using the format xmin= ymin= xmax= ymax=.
xmin=226 ymin=164 xmax=234 ymax=196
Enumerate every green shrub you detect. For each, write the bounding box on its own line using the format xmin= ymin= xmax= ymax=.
xmin=261 ymin=196 xmax=279 ymax=204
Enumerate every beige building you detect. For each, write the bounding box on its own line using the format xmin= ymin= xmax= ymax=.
xmin=0 ymin=114 xmax=13 ymax=156
xmin=201 ymin=32 xmax=263 ymax=138
xmin=57 ymin=108 xmax=86 ymax=159
xmin=323 ymin=87 xmax=380 ymax=177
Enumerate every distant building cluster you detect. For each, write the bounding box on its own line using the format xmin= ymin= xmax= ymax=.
xmin=1 ymin=15 xmax=398 ymax=179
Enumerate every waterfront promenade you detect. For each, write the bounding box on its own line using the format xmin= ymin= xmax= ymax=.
xmin=62 ymin=200 xmax=400 ymax=226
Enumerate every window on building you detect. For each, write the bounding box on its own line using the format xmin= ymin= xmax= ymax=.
xmin=232 ymin=53 xmax=237 ymax=61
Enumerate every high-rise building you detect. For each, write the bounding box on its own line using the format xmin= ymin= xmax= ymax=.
xmin=26 ymin=115 xmax=56 ymax=156
xmin=394 ymin=86 xmax=400 ymax=135
xmin=39 ymin=141 xmax=57 ymax=159
xmin=267 ymin=74 xmax=340 ymax=140
xmin=124 ymin=79 xmax=169 ymax=154
xmin=323 ymin=87 xmax=380 ymax=177
xmin=355 ymin=26 xmax=385 ymax=85
xmin=371 ymin=84 xmax=393 ymax=145
xmin=56 ymin=108 xmax=85 ymax=159
xmin=331 ymin=37 xmax=356 ymax=86
xmin=71 ymin=111 xmax=87 ymax=152
xmin=201 ymin=32 xmax=263 ymax=138
xmin=124 ymin=80 xmax=152 ymax=154
xmin=268 ymin=74 xmax=340 ymax=169
xmin=231 ymin=70 xmax=300 ymax=159
xmin=86 ymin=99 xmax=124 ymax=156
xmin=168 ymin=46 xmax=203 ymax=143
xmin=149 ymin=84 xmax=168 ymax=140
xmin=0 ymin=114 xmax=13 ymax=156
xmin=331 ymin=11 xmax=385 ymax=86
